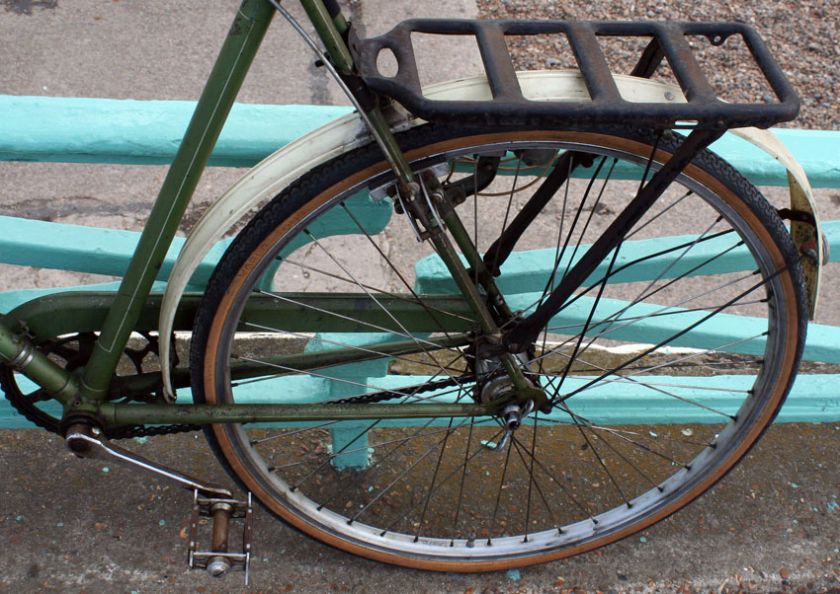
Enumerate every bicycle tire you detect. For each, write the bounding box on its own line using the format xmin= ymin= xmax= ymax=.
xmin=190 ymin=123 xmax=807 ymax=571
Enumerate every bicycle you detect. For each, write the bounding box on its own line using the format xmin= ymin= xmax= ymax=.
xmin=0 ymin=0 xmax=825 ymax=578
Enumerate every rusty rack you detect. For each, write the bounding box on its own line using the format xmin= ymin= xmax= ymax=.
xmin=350 ymin=20 xmax=799 ymax=130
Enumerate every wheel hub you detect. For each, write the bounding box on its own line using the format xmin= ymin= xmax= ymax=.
xmin=474 ymin=348 xmax=550 ymax=413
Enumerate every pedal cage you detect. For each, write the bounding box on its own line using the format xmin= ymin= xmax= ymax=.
xmin=188 ymin=490 xmax=253 ymax=584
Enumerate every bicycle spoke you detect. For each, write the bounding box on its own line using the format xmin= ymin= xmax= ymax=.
xmin=625 ymin=188 xmax=693 ymax=240
xmin=515 ymin=413 xmax=559 ymax=540
xmin=341 ymin=201 xmax=474 ymax=332
xmin=254 ymin=289 xmax=470 ymax=359
xmin=542 ymin=156 xmax=614 ymax=310
xmin=535 ymin=267 xmax=766 ymax=370
xmin=452 ymin=420 xmax=476 ymax=540
xmin=239 ymin=321 xmax=468 ymax=379
xmin=380 ymin=425 xmax=508 ymax=537
xmin=487 ymin=431 xmax=515 ymax=543
xmin=506 ymin=431 xmax=598 ymax=524
xmin=303 ymin=228 xmax=463 ymax=385
xmin=282 ymin=257 xmax=474 ymax=323
xmin=556 ymin=402 xmax=690 ymax=468
xmin=567 ymin=406 xmax=631 ymax=506
xmin=509 ymin=434 xmax=559 ymax=531
xmin=553 ymin=267 xmax=786 ymax=405
xmin=489 ymin=159 xmax=522 ymax=275
xmin=514 ymin=227 xmax=739 ymax=319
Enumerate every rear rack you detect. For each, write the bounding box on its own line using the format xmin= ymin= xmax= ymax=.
xmin=350 ymin=20 xmax=799 ymax=130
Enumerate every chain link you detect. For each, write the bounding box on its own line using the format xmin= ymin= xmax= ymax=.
xmin=327 ymin=374 xmax=473 ymax=405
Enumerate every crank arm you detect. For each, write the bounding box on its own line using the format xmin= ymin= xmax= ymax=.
xmin=65 ymin=424 xmax=232 ymax=499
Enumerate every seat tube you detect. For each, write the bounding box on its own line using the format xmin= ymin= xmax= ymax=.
xmin=79 ymin=0 xmax=275 ymax=401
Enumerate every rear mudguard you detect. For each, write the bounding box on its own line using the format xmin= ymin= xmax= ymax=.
xmin=159 ymin=71 xmax=822 ymax=399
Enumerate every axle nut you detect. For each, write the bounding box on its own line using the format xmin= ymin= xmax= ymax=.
xmin=207 ymin=557 xmax=231 ymax=577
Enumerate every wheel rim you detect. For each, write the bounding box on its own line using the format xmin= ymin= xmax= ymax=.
xmin=199 ymin=130 xmax=800 ymax=566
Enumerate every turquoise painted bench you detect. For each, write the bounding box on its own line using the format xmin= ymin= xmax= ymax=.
xmin=1 ymin=95 xmax=839 ymax=434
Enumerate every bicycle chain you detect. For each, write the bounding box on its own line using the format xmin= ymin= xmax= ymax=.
xmin=327 ymin=374 xmax=474 ymax=405
xmin=2 ymin=348 xmax=475 ymax=438
xmin=144 ymin=375 xmax=471 ymax=436
xmin=116 ymin=422 xmax=203 ymax=439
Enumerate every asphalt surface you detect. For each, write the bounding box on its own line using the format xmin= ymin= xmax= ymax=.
xmin=1 ymin=1 xmax=839 ymax=592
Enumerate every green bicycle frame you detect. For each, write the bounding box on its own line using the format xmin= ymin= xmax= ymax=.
xmin=0 ymin=0 xmax=501 ymax=426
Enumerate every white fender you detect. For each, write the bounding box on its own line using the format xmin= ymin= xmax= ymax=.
xmin=730 ymin=126 xmax=823 ymax=318
xmin=160 ymin=71 xmax=821 ymax=399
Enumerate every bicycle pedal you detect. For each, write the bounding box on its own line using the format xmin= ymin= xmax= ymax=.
xmin=187 ymin=490 xmax=253 ymax=585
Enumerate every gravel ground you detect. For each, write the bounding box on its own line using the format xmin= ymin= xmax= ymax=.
xmin=476 ymin=0 xmax=839 ymax=130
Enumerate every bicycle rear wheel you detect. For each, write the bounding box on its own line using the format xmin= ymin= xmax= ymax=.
xmin=190 ymin=124 xmax=806 ymax=570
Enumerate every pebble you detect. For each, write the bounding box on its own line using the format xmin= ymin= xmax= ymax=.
xmin=506 ymin=569 xmax=521 ymax=581
xmin=779 ymin=567 xmax=791 ymax=579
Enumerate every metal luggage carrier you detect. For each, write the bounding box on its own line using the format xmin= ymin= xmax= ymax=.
xmin=350 ymin=20 xmax=800 ymax=130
